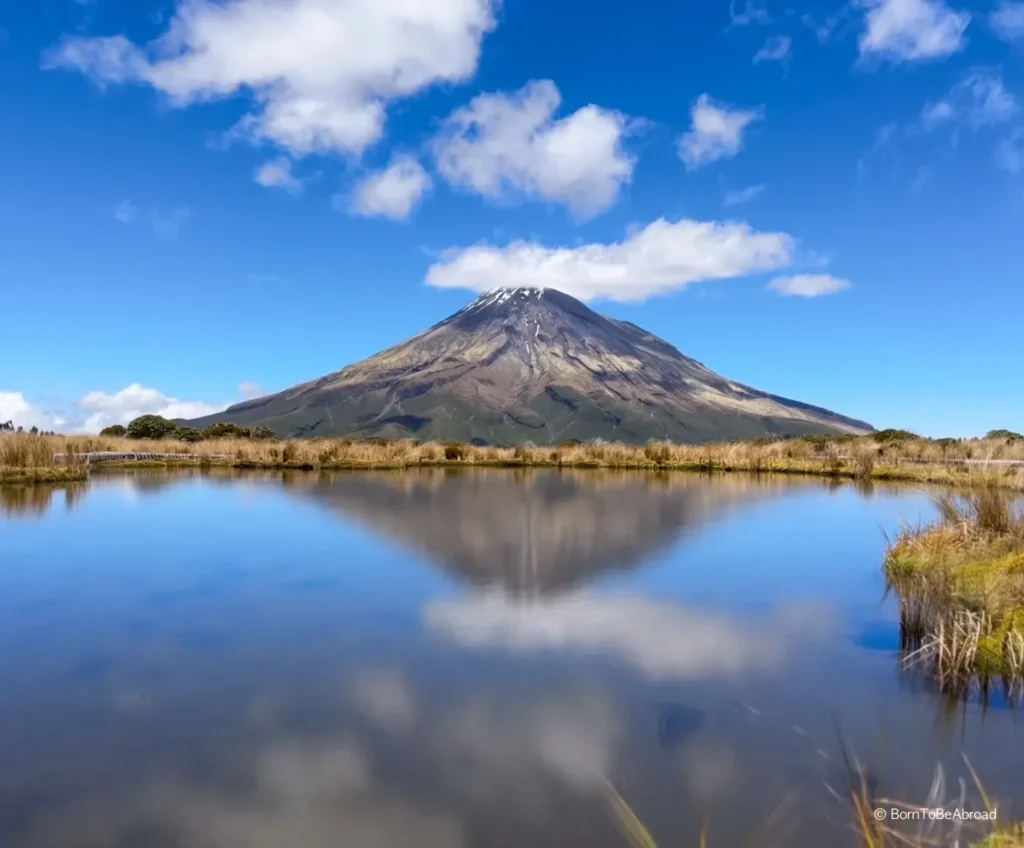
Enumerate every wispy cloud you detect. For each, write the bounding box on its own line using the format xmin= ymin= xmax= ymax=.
xmin=991 ymin=0 xmax=1024 ymax=41
xmin=254 ymin=158 xmax=303 ymax=194
xmin=237 ymin=381 xmax=264 ymax=400
xmin=151 ymin=206 xmax=191 ymax=238
xmin=113 ymin=199 xmax=139 ymax=224
xmin=766 ymin=274 xmax=851 ymax=297
xmin=920 ymin=69 xmax=1017 ymax=130
xmin=113 ymin=200 xmax=192 ymax=237
xmin=729 ymin=0 xmax=772 ymax=27
xmin=753 ymin=35 xmax=792 ymax=65
xmin=723 ymin=184 xmax=767 ymax=207
xmin=996 ymin=128 xmax=1024 ymax=174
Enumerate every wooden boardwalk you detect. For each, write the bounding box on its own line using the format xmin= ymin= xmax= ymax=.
xmin=53 ymin=452 xmax=229 ymax=465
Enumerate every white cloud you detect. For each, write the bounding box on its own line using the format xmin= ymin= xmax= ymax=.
xmin=0 ymin=392 xmax=64 ymax=431
xmin=113 ymin=199 xmax=139 ymax=224
xmin=766 ymin=274 xmax=851 ymax=297
xmin=433 ymin=80 xmax=635 ymax=220
xmin=678 ymin=94 xmax=763 ymax=170
xmin=76 ymin=383 xmax=227 ymax=432
xmin=729 ymin=0 xmax=772 ymax=26
xmin=349 ymin=156 xmax=432 ymax=220
xmin=921 ymin=69 xmax=1017 ymax=129
xmin=996 ymin=128 xmax=1024 ymax=174
xmin=753 ymin=35 xmax=792 ymax=64
xmin=423 ymin=592 xmax=832 ymax=680
xmin=991 ymin=1 xmax=1024 ymax=41
xmin=255 ymin=158 xmax=303 ymax=193
xmin=237 ymin=381 xmax=264 ymax=400
xmin=857 ymin=0 xmax=970 ymax=63
xmin=723 ymin=184 xmax=766 ymax=207
xmin=44 ymin=0 xmax=499 ymax=157
xmin=425 ymin=216 xmax=795 ymax=303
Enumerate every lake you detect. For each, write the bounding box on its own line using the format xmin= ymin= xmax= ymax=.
xmin=0 ymin=469 xmax=1020 ymax=847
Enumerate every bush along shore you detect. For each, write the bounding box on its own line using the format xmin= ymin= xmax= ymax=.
xmin=2 ymin=421 xmax=1024 ymax=487
xmin=885 ymin=485 xmax=1024 ymax=700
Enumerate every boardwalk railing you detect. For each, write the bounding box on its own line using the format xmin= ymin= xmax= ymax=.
xmin=53 ymin=452 xmax=229 ymax=465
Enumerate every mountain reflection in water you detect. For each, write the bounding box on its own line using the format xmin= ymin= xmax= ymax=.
xmin=290 ymin=467 xmax=815 ymax=592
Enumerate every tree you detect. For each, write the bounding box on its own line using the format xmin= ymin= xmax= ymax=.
xmin=170 ymin=426 xmax=204 ymax=443
xmin=126 ymin=415 xmax=179 ymax=440
xmin=871 ymin=429 xmax=920 ymax=443
xmin=99 ymin=424 xmax=127 ymax=437
xmin=986 ymin=429 xmax=1023 ymax=442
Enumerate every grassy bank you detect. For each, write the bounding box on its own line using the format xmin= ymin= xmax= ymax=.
xmin=2 ymin=431 xmax=1024 ymax=488
xmin=885 ymin=486 xmax=1024 ymax=693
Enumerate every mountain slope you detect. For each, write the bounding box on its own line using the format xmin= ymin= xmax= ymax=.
xmin=189 ymin=287 xmax=872 ymax=444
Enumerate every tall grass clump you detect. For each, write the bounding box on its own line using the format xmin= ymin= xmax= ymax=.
xmin=885 ymin=485 xmax=1024 ymax=695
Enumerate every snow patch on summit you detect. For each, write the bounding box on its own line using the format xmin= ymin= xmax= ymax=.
xmin=468 ymin=287 xmax=548 ymax=310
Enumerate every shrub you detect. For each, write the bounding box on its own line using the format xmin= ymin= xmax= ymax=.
xmin=126 ymin=415 xmax=179 ymax=440
xmin=172 ymin=426 xmax=204 ymax=443
xmin=99 ymin=425 xmax=127 ymax=437
xmin=444 ymin=442 xmax=465 ymax=461
xmin=201 ymin=422 xmax=250 ymax=440
xmin=986 ymin=429 xmax=1023 ymax=442
xmin=871 ymin=428 xmax=920 ymax=443
xmin=248 ymin=426 xmax=276 ymax=441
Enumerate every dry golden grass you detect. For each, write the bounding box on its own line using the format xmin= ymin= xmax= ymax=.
xmin=2 ymin=434 xmax=1024 ymax=487
xmin=885 ymin=486 xmax=1024 ymax=690
xmin=2 ymin=432 xmax=1024 ymax=488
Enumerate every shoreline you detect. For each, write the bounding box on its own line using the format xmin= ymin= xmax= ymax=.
xmin=4 ymin=453 xmax=1024 ymax=488
xmin=4 ymin=432 xmax=1024 ymax=488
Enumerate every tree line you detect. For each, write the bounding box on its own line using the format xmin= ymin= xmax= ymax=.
xmin=98 ymin=415 xmax=276 ymax=442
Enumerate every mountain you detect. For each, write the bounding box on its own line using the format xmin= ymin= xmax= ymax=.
xmin=189 ymin=287 xmax=871 ymax=444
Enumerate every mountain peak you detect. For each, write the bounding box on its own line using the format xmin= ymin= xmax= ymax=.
xmin=470 ymin=287 xmax=549 ymax=308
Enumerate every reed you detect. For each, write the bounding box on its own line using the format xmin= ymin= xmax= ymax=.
xmin=606 ymin=753 xmax=1018 ymax=848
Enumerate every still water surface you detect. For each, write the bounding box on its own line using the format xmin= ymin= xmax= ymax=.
xmin=0 ymin=469 xmax=1021 ymax=847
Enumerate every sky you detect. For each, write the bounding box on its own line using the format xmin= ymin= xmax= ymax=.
xmin=1 ymin=0 xmax=1023 ymax=437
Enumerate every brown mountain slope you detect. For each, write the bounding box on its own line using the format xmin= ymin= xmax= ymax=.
xmin=188 ymin=287 xmax=872 ymax=444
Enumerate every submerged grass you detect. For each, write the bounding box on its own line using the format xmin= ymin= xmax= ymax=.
xmin=885 ymin=486 xmax=1024 ymax=694
xmin=606 ymin=753 xmax=1019 ymax=848
xmin=3 ymin=433 xmax=1024 ymax=488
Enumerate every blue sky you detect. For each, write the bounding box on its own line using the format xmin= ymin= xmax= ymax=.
xmin=1 ymin=0 xmax=1022 ymax=436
